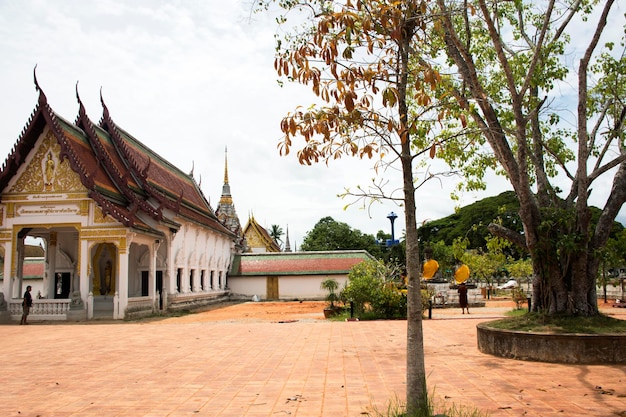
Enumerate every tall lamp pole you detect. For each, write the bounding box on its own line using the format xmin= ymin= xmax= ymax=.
xmin=387 ymin=211 xmax=398 ymax=247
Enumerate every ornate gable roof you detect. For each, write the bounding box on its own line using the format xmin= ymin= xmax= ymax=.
xmin=0 ymin=73 xmax=234 ymax=238
xmin=243 ymin=215 xmax=281 ymax=253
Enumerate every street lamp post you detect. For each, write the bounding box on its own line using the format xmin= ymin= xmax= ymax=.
xmin=387 ymin=211 xmax=398 ymax=247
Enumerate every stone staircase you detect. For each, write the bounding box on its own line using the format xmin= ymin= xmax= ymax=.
xmin=92 ymin=295 xmax=114 ymax=319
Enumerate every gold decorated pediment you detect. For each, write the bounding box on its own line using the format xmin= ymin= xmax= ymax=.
xmin=94 ymin=205 xmax=116 ymax=224
xmin=9 ymin=131 xmax=86 ymax=194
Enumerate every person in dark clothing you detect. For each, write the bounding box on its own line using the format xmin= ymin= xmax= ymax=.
xmin=458 ymin=282 xmax=469 ymax=314
xmin=21 ymin=285 xmax=33 ymax=325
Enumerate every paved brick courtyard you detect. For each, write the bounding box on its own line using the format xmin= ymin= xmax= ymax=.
xmin=1 ymin=301 xmax=625 ymax=416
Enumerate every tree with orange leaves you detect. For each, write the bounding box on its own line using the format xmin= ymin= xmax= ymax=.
xmin=254 ymin=0 xmax=465 ymax=413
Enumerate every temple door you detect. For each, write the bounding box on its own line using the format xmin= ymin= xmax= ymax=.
xmin=266 ymin=276 xmax=279 ymax=300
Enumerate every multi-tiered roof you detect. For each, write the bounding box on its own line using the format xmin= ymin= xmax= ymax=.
xmin=0 ymin=71 xmax=234 ymax=239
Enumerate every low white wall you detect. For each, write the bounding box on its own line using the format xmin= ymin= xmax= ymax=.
xmin=228 ymin=275 xmax=349 ymax=301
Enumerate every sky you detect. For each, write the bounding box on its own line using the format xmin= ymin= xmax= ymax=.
xmin=0 ymin=0 xmax=623 ymax=249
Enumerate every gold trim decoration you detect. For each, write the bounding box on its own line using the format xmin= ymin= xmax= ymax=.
xmin=9 ymin=131 xmax=85 ymax=194
xmin=6 ymin=202 xmax=15 ymax=218
xmin=119 ymin=237 xmax=127 ymax=254
xmin=93 ymin=205 xmax=114 ymax=224
xmin=81 ymin=228 xmax=127 ymax=239
xmin=80 ymin=200 xmax=89 ymax=216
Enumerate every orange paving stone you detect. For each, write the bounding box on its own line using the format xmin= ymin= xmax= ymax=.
xmin=0 ymin=301 xmax=624 ymax=416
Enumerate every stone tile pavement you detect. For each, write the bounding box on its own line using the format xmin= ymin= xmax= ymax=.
xmin=1 ymin=302 xmax=625 ymax=417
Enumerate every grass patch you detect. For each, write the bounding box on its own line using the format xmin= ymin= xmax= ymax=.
xmin=504 ymin=308 xmax=528 ymax=318
xmin=365 ymin=392 xmax=489 ymax=417
xmin=488 ymin=311 xmax=626 ymax=334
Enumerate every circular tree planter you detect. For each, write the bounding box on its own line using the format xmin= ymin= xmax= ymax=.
xmin=477 ymin=322 xmax=626 ymax=364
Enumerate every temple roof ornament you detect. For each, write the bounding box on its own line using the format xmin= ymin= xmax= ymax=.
xmin=216 ymin=147 xmax=244 ymax=250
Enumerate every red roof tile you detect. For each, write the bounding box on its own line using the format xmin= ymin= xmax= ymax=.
xmin=230 ymin=251 xmax=374 ymax=276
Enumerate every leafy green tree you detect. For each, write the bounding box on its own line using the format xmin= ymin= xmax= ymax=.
xmin=300 ymin=217 xmax=383 ymax=257
xmin=506 ymin=258 xmax=533 ymax=283
xmin=434 ymin=0 xmax=625 ymax=315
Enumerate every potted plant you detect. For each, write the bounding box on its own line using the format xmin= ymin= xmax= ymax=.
xmin=320 ymin=278 xmax=341 ymax=318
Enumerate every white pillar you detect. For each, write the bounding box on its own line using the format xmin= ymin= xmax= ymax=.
xmin=87 ymin=292 xmax=94 ymax=319
xmin=47 ymin=232 xmax=57 ymax=298
xmin=79 ymin=239 xmax=89 ymax=304
xmin=149 ymin=240 xmax=159 ymax=310
xmin=116 ymin=243 xmax=129 ymax=319
xmin=16 ymin=238 xmax=24 ymax=299
xmin=2 ymin=240 xmax=13 ymax=300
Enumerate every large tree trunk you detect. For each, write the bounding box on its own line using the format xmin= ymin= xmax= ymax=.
xmin=524 ymin=203 xmax=599 ymax=315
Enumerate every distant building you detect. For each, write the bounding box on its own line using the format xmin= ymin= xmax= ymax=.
xmin=228 ymin=250 xmax=375 ymax=300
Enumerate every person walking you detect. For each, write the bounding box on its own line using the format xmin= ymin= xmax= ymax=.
xmin=20 ymin=285 xmax=33 ymax=325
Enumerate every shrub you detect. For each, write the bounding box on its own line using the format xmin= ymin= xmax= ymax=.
xmin=343 ymin=259 xmax=408 ymax=319
xmin=372 ymin=282 xmax=408 ymax=319
xmin=342 ymin=260 xmax=386 ymax=315
xmin=511 ymin=287 xmax=526 ymax=309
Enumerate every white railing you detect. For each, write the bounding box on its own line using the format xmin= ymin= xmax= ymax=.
xmin=9 ymin=298 xmax=71 ymax=321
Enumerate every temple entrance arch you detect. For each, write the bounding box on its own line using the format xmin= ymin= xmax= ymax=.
xmin=9 ymin=225 xmax=80 ymax=300
xmin=92 ymin=243 xmax=117 ymax=296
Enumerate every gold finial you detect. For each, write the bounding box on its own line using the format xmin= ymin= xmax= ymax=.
xmin=224 ymin=146 xmax=229 ymax=185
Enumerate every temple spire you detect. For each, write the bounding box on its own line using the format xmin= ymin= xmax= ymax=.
xmin=216 ymin=146 xmax=243 ymax=251
xmin=284 ymin=225 xmax=292 ymax=252
xmin=219 ymin=147 xmax=232 ymax=203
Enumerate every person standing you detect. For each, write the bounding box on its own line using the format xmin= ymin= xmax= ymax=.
xmin=458 ymin=282 xmax=469 ymax=314
xmin=20 ymin=285 xmax=33 ymax=325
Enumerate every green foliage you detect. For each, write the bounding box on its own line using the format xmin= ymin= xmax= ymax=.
xmin=421 ymin=286 xmax=435 ymax=313
xmin=419 ymin=192 xmax=625 ymax=261
xmin=507 ymin=258 xmax=533 ymax=280
xmin=301 ymin=216 xmax=383 ymax=258
xmin=343 ymin=259 xmax=407 ymax=319
xmin=320 ymin=278 xmax=340 ymax=308
xmin=511 ymin=287 xmax=527 ymax=310
xmin=372 ymin=282 xmax=408 ymax=319
xmin=342 ymin=259 xmax=387 ymax=316
xmin=418 ymin=192 xmax=522 ymax=254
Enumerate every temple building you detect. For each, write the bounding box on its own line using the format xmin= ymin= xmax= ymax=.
xmin=0 ymin=77 xmax=239 ymax=321
xmin=242 ymin=215 xmax=281 ymax=253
